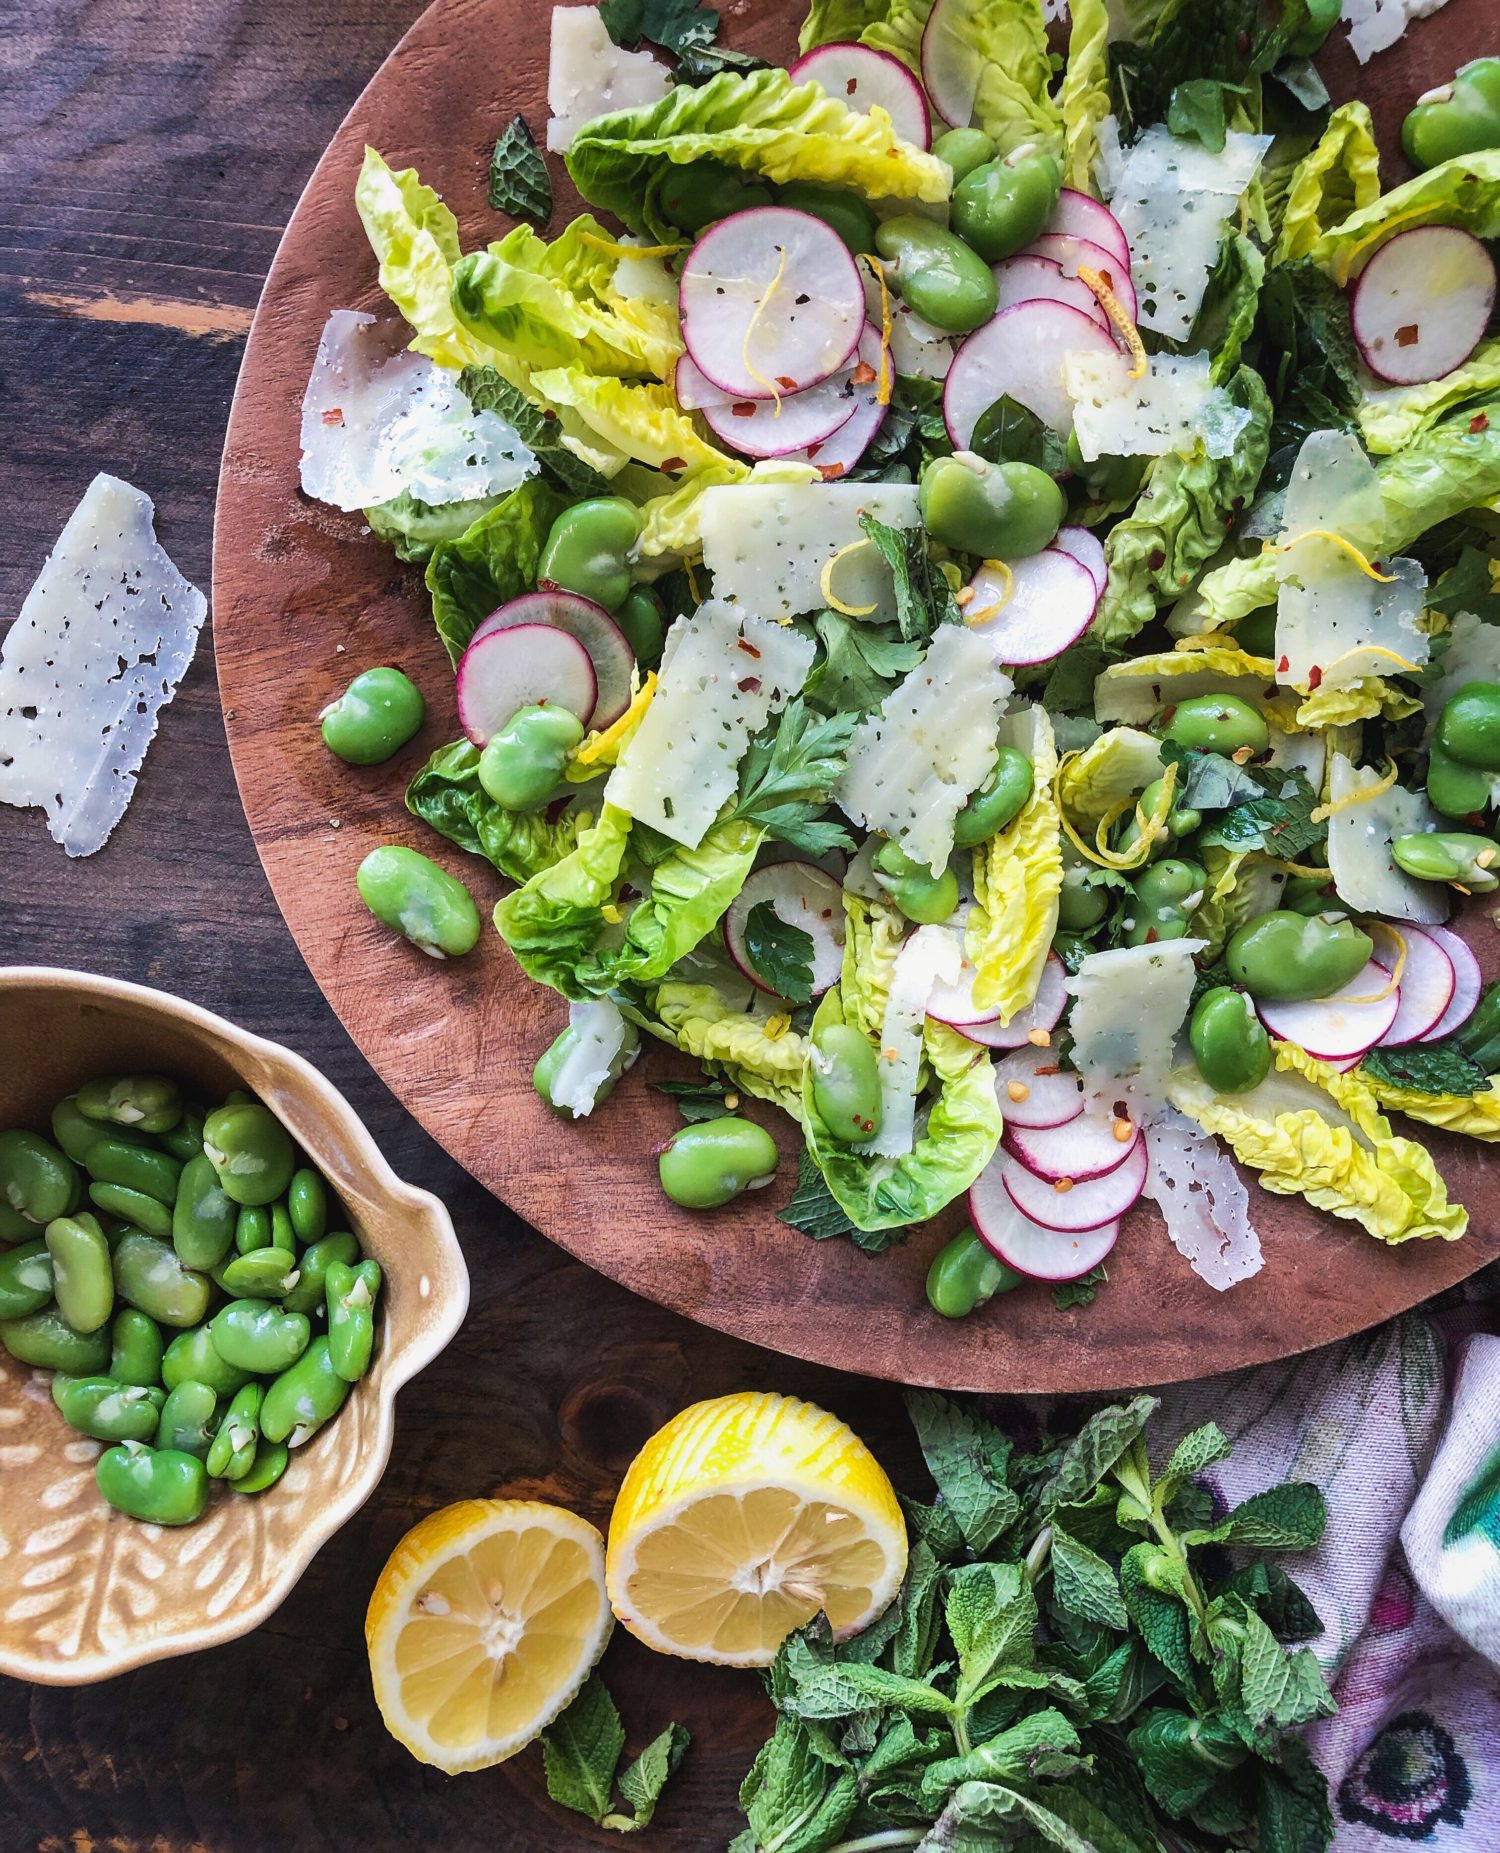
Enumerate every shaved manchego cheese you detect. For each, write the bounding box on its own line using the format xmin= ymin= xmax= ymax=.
xmin=606 ymin=600 xmax=814 ymax=848
xmin=549 ymin=999 xmax=637 ymax=1117
xmin=547 ymin=5 xmax=671 ymax=154
xmin=862 ymin=925 xmax=963 ymax=1159
xmin=1067 ymin=939 xmax=1204 ymax=1126
xmin=837 ymin=626 xmax=1013 ymax=874
xmin=0 ymin=474 xmax=207 ymax=858
xmin=1324 ymin=752 xmax=1450 ymax=924
xmin=1144 ymin=1107 xmax=1264 ymax=1290
xmin=699 ymin=482 xmax=921 ymax=624
xmin=1065 ymin=352 xmax=1251 ymax=462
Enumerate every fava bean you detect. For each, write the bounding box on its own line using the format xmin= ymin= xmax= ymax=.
xmin=874 ymin=216 xmax=998 ymax=334
xmin=52 ymin=1374 xmax=165 ymax=1443
xmin=926 ymin=1226 xmax=1022 ymax=1318
xmin=1226 ymin=910 xmax=1374 ymax=1003
xmin=0 ymin=1131 xmax=78 ymax=1234
xmin=1403 ymin=57 xmax=1500 ymax=170
xmin=155 ymin=1380 xmax=220 ymax=1458
xmin=89 ymin=1181 xmax=173 ymax=1239
xmin=534 ymin=1012 xmax=641 ymax=1119
xmin=112 ymin=1229 xmax=211 ymax=1329
xmin=1288 ymin=0 xmax=1341 ymax=54
xmin=281 ymin=1232 xmax=360 ymax=1315
xmin=539 ymin=498 xmax=642 ymax=613
xmin=158 ymin=1109 xmax=206 ymax=1165
xmin=207 ymin=1383 xmax=264 ymax=1481
xmin=210 ymin=1299 xmax=311 ymax=1375
xmin=356 ymin=845 xmax=482 ymax=961
xmin=1427 ymin=739 xmax=1493 ymax=820
xmin=477 ymin=704 xmax=585 ymax=812
xmin=1122 ymin=858 xmax=1206 ymax=947
xmin=219 ymin=1247 xmax=299 ymax=1297
xmin=0 ymin=1309 xmax=111 ymax=1375
xmin=1116 ymin=777 xmax=1202 ymax=862
xmin=1391 ymin=830 xmax=1500 ymax=890
xmin=1436 ymin=680 xmax=1500 ymax=772
xmin=76 ymin=1074 xmax=181 ymax=1134
xmin=777 ymin=181 xmax=877 ymax=254
xmin=809 ymin=1023 xmax=884 ymax=1144
xmin=952 ymin=748 xmax=1034 ymax=847
xmin=320 ymin=666 xmax=426 ymax=765
xmin=0 ymin=1240 xmax=54 ymax=1320
xmin=873 ymin=839 xmax=960 ymax=924
xmin=96 ymin=1442 xmax=208 ymax=1525
xmin=235 ymin=1204 xmax=272 ymax=1256
xmin=951 ymin=143 xmax=1061 ymax=263
xmin=932 ymin=126 xmax=997 ymax=183
xmin=46 ymin=1214 xmax=115 ymax=1334
xmin=232 ymin=1436 xmax=290 ymax=1495
xmin=260 ymin=1336 xmax=351 ymax=1448
xmin=52 ymin=1097 xmax=146 ymax=1165
xmin=287 ymin=1168 xmax=328 ymax=1244
xmin=172 ymin=1153 xmax=238 ymax=1271
xmin=109 ymin=1309 xmax=165 ymax=1388
xmin=327 ymin=1259 xmax=382 ymax=1382
xmin=1282 ymin=874 xmax=1345 ymax=917
xmin=202 ymin=1102 xmax=297 ymax=1208
xmin=658 ymin=1118 xmax=778 ymax=1210
xmin=1160 ymin=693 xmax=1269 ymax=756
xmin=270 ymin=1202 xmax=296 ymax=1252
xmin=162 ymin=1325 xmax=251 ymax=1397
xmin=657 ymin=159 xmax=773 ymax=234
xmin=616 ymin=586 xmax=664 ymax=668
xmin=1056 ymin=863 xmax=1114 ymax=931
xmin=1190 ymin=986 xmax=1271 ymax=1095
xmin=919 ymin=452 xmax=1065 ymax=560
xmin=85 ymin=1137 xmax=181 ymax=1203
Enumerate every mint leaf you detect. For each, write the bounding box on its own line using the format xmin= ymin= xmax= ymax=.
xmin=1258 ymin=1737 xmax=1335 ymax=1853
xmin=947 ymin=1562 xmax=1039 ymax=1706
xmin=458 ymin=365 xmax=610 ymax=498
xmin=920 ymin=1709 xmax=1084 ymax=1799
xmin=652 ymin=1077 xmax=732 ymax=1123
xmin=1041 ymin=638 xmax=1112 ymax=714
xmin=1167 ymin=78 xmax=1251 ymax=152
xmin=808 ymin=610 xmax=924 ymax=717
xmin=487 ymin=114 xmax=551 ymax=223
xmin=779 ymin=1148 xmax=858 ymax=1242
xmin=1233 ymin=1606 xmax=1336 ymax=1733
xmin=1186 ymin=1483 xmax=1326 ymax=1551
xmin=610 ymin=1723 xmax=690 ymax=1831
xmin=905 ymin=1392 xmax=1021 ymax=1552
xmin=1040 ymin=1395 xmax=1158 ymax=1511
xmin=675 ymin=40 xmax=770 ymax=82
xmin=1161 ymin=1421 xmax=1232 ymax=1489
xmin=1163 ymin=744 xmax=1267 ymax=812
xmin=1196 ymin=768 xmax=1326 ymax=859
xmin=1361 ymin=1039 xmax=1487 ymax=1096
xmin=1052 ymin=1264 xmax=1108 ymax=1311
xmin=739 ymin=1717 xmax=859 ymax=1853
xmin=1217 ymin=1561 xmax=1323 ymax=1643
xmin=743 ymin=901 xmax=816 ymax=1004
xmin=1119 ymin=1543 xmax=1196 ymax=1686
xmin=735 ymin=700 xmax=858 ymax=854
xmin=859 ymin=511 xmax=960 ymax=644
xmin=599 ymin=0 xmax=717 ymax=54
xmin=1429 ymin=545 xmax=1500 ymax=625
xmin=541 ymin=1677 xmax=626 ymax=1825
xmin=1127 ymin=1708 xmax=1248 ymax=1817
xmin=969 ymin=395 xmax=1068 ymax=476
xmin=1051 ymin=1528 xmax=1129 ymax=1630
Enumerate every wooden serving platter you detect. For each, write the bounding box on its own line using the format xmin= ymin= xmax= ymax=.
xmin=213 ymin=0 xmax=1498 ymax=1393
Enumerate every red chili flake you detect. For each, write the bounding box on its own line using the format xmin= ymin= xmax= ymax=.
xmin=737 ymin=638 xmax=763 ymax=659
xmin=538 ymin=577 xmax=562 ymax=594
xmin=1308 ymin=664 xmax=1323 ymax=690
xmin=1144 ymin=926 xmax=1159 ymax=944
xmin=543 ymin=408 xmax=558 ymax=422
xmin=661 ymin=456 xmax=686 ymax=473
xmin=738 ymin=675 xmax=763 ymax=694
xmin=775 ymin=375 xmax=798 ymax=390
xmin=731 ymin=401 xmax=758 ymax=417
xmin=1277 ymin=654 xmax=1290 ymax=673
xmin=1395 ymin=323 xmax=1421 ymax=348
xmin=321 ymin=408 xmax=344 ymax=426
xmin=1471 ymin=412 xmax=1490 ymax=434
xmin=818 ymin=463 xmax=847 ymax=480
xmin=851 ymin=361 xmax=877 ymax=386
xmin=1147 ymin=548 xmax=1166 ymax=571
xmin=845 ymin=78 xmax=857 ymax=95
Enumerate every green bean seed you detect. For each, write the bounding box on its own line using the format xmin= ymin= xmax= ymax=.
xmin=52 ymin=1097 xmax=147 ymax=1165
xmin=809 ymin=1023 xmax=884 ymax=1144
xmin=202 ymin=1102 xmax=297 ymax=1208
xmin=286 ymin=1168 xmax=328 ymax=1244
xmin=89 ymin=1182 xmax=173 ymax=1239
xmin=777 ymin=181 xmax=878 ymax=254
xmin=1281 ymin=874 xmax=1344 ymax=917
xmin=1056 ymin=863 xmax=1113 ymax=931
xmin=932 ymin=126 xmax=997 ymax=183
xmin=919 ymin=453 xmax=1065 ymax=560
xmin=158 ymin=1109 xmax=206 ymax=1165
xmin=1288 ymin=0 xmax=1341 ymax=55
xmin=162 ymin=1325 xmax=252 ymax=1396
xmin=52 ymin=1374 xmax=165 ymax=1443
xmin=1160 ymin=693 xmax=1269 ymax=756
xmin=46 ymin=1214 xmax=115 ymax=1334
xmin=951 ymin=144 xmax=1062 ymax=263
xmin=616 ymin=586 xmax=664 ymax=668
xmin=232 ymin=1437 xmax=290 ymax=1495
xmin=926 ymin=1226 xmax=1023 ymax=1319
xmin=96 ymin=1442 xmax=209 ymax=1525
xmin=171 ymin=1153 xmax=238 ymax=1270
xmin=539 ymin=498 xmax=642 ymax=613
xmin=270 ymin=1202 xmax=296 ymax=1252
xmin=326 ymin=1259 xmax=382 ymax=1383
xmin=0 ymin=1240 xmax=54 ymax=1320
xmin=0 ymin=1130 xmax=79 ymax=1232
xmin=534 ymin=1013 xmax=641 ymax=1119
xmin=1427 ymin=739 xmax=1493 ymax=820
xmin=1403 ymin=57 xmax=1500 ymax=170
xmin=109 ymin=1309 xmax=164 ymax=1388
xmin=235 ymin=1204 xmax=273 ymax=1255
xmin=953 ymin=748 xmax=1034 ymax=847
xmin=260 ymin=1336 xmax=352 ymax=1447
xmin=219 ymin=1247 xmax=299 ymax=1297
xmin=356 ymin=845 xmax=482 ymax=961
xmin=156 ymin=1380 xmax=221 ymax=1458
xmin=207 ymin=1383 xmax=264 ymax=1481
xmin=1226 ymin=910 xmax=1374 ymax=1003
xmin=1116 ymin=777 xmax=1202 ymax=863
xmin=0 ymin=1309 xmax=111 ymax=1374
xmin=658 ymin=1118 xmax=779 ymax=1210
xmin=873 ymin=839 xmax=960 ymax=924
xmin=281 ymin=1232 xmax=360 ymax=1315
xmin=1437 ymin=680 xmax=1500 ymax=772
xmin=320 ymin=665 xmax=426 ymax=765
xmin=84 ymin=1138 xmax=182 ymax=1203
xmin=477 ymin=705 xmax=585 ymax=812
xmin=210 ymin=1299 xmax=311 ymax=1374
xmin=75 ymin=1074 xmax=182 ymax=1134
xmin=1122 ymin=858 xmax=1207 ymax=947
xmin=1391 ymin=830 xmax=1500 ymax=890
xmin=1190 ymin=986 xmax=1271 ymax=1095
xmin=875 ymin=216 xmax=998 ymax=334
xmin=112 ymin=1229 xmax=211 ymax=1329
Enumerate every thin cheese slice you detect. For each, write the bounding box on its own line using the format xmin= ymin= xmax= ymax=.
xmin=606 ymin=599 xmax=814 ymax=848
xmin=837 ymin=626 xmax=1013 ymax=874
xmin=1111 ymin=127 xmax=1272 ymax=339
xmin=300 ymin=310 xmax=535 ymax=514
xmin=1144 ymin=1107 xmax=1263 ymax=1290
xmin=861 ymin=925 xmax=963 ymax=1158
xmin=1067 ymin=939 xmax=1204 ymax=1127
xmin=1423 ymin=610 xmax=1500 ymax=739
xmin=1065 ymin=352 xmax=1250 ymax=462
xmin=1344 ymin=0 xmax=1451 ymax=63
xmin=1324 ymin=753 xmax=1449 ymax=924
xmin=0 ymin=474 xmax=207 ymax=857
xmin=547 ymin=5 xmax=672 ymax=153
xmin=551 ymin=1000 xmax=636 ymax=1117
xmin=699 ymin=483 xmax=922 ymax=624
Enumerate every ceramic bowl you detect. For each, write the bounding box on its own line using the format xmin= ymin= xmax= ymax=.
xmin=0 ymin=966 xmax=468 ymax=1685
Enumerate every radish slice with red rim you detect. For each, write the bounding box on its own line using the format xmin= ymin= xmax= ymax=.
xmin=1047 ymin=189 xmax=1131 ymax=272
xmin=1350 ymin=225 xmax=1496 ymax=388
xmin=723 ymin=861 xmax=847 ymax=997
xmin=1256 ymin=959 xmax=1399 ymax=1061
xmin=945 ymin=300 xmax=1120 ymax=448
xmin=919 ymin=0 xmax=981 ymax=128
xmin=1025 ymin=234 xmax=1137 ymax=324
xmin=783 ymin=324 xmax=889 ymax=478
xmin=699 ymin=361 xmax=861 ymax=459
xmin=456 ymin=623 xmax=596 ymax=746
xmin=788 ymin=42 xmax=931 ymax=148
xmin=993 ymin=254 xmax=1111 ymax=334
xmin=1378 ymin=924 xmax=1456 ymax=1047
xmin=674 ymin=352 xmax=732 ymax=411
xmin=963 ymin=550 xmax=1099 ymax=667
xmin=1049 ymin=526 xmax=1107 ymax=597
xmin=1004 ymin=1113 xmax=1140 ymax=1183
xmin=469 ymin=590 xmax=635 ymax=728
xmin=968 ymin=1170 xmax=1118 ymax=1281
xmin=957 ymin=952 xmax=1068 ymax=1049
xmin=679 ymin=207 xmax=865 ymax=400
xmin=993 ymin=1049 xmax=1085 ymax=1129
xmin=998 ymin=1139 xmax=1147 ymax=1233
xmin=1419 ymin=924 xmax=1482 ymax=1041
xmin=925 ymin=945 xmax=998 ymax=1028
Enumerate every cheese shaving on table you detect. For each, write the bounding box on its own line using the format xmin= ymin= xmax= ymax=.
xmin=1144 ymin=1107 xmax=1264 ymax=1290
xmin=1065 ymin=352 xmax=1251 ymax=462
xmin=699 ymin=482 xmax=920 ymax=623
xmin=546 ymin=4 xmax=671 ymax=154
xmin=1066 ymin=940 xmax=1204 ymax=1128
xmin=548 ymin=1000 xmax=637 ymax=1117
xmin=1324 ymin=752 xmax=1450 ymax=925
xmin=837 ymin=626 xmax=1013 ymax=875
xmin=299 ymin=310 xmax=535 ymax=513
xmin=858 ymin=926 xmax=964 ymax=1159
xmin=0 ymin=474 xmax=206 ymax=858
xmin=605 ymin=600 xmax=814 ymax=849
xmin=1342 ymin=0 xmax=1452 ymax=63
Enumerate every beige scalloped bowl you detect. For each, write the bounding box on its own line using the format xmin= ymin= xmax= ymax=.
xmin=0 ymin=966 xmax=468 ymax=1685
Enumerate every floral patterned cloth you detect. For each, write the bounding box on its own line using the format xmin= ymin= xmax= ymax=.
xmin=1149 ymin=1270 xmax=1500 ymax=1849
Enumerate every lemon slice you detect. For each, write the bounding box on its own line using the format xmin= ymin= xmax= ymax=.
xmin=366 ymin=1499 xmax=612 ymax=1772
xmin=605 ymin=1392 xmax=908 ymax=1668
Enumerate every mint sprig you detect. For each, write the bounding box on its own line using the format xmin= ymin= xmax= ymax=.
xmin=541 ymin=1677 xmax=689 ymax=1833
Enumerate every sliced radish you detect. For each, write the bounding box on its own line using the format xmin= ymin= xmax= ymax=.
xmin=963 ymin=550 xmax=1099 ymax=667
xmin=945 ymin=300 xmax=1120 ymax=448
xmin=700 ymin=365 xmax=860 ymax=458
xmin=920 ymin=0 xmax=981 ymax=128
xmin=1379 ymin=925 xmax=1456 ymax=1047
xmin=1047 ymin=189 xmax=1131 ymax=272
xmin=926 ymin=948 xmax=998 ymax=1028
xmin=957 ymin=952 xmax=1068 ymax=1050
xmin=888 ymin=303 xmax=955 ymax=381
xmin=1004 ymin=1112 xmax=1140 ymax=1183
xmin=1257 ymin=959 xmax=1399 ymax=1061
xmin=680 ymin=208 xmax=865 ymax=400
xmin=456 ymin=623 xmax=595 ymax=747
xmin=968 ymin=1170 xmax=1118 ymax=1282
xmin=1350 ymin=225 xmax=1496 ymax=388
xmin=723 ymin=861 xmax=846 ymax=998
xmin=789 ymin=42 xmax=931 ymax=149
xmin=1050 ymin=525 xmax=1107 ymax=597
xmin=998 ymin=1139 xmax=1147 ymax=1233
xmin=470 ymin=590 xmax=634 ymax=728
xmin=674 ymin=352 xmax=732 ymax=410
xmin=993 ymin=254 xmax=1111 ymax=334
xmin=1322 ymin=1053 xmax=1363 ymax=1073
xmin=993 ymin=1049 xmax=1085 ymax=1129
xmin=1420 ymin=924 xmax=1483 ymax=1041
xmin=784 ymin=323 xmax=889 ymax=478
xmin=1025 ymin=234 xmax=1137 ymax=324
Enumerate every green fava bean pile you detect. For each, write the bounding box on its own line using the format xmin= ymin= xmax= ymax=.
xmin=951 ymin=143 xmax=1061 ymax=263
xmin=658 ymin=1117 xmax=778 ymax=1209
xmin=320 ymin=666 xmax=426 ymax=766
xmin=1226 ymin=910 xmax=1374 ymax=1003
xmin=1190 ymin=987 xmax=1272 ymax=1095
xmin=875 ymin=216 xmax=997 ymax=334
xmin=0 ymin=1070 xmax=385 ymax=1526
xmin=357 ymin=844 xmax=482 ymax=960
xmin=1122 ymin=859 xmax=1206 ymax=947
xmin=478 ymin=704 xmax=585 ymax=812
xmin=920 ymin=453 xmax=1065 ymax=561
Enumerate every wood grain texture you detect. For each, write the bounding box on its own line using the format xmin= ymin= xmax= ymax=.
xmin=214 ymin=0 xmax=1500 ymax=1396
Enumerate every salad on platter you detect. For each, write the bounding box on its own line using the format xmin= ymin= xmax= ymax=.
xmin=299 ymin=0 xmax=1500 ymax=1317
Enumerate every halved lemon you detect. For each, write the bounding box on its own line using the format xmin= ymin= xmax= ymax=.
xmin=605 ymin=1391 xmax=908 ymax=1668
xmin=366 ymin=1498 xmax=612 ymax=1772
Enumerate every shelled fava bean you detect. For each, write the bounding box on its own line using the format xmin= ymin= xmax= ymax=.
xmin=0 ymin=1074 xmax=383 ymax=1525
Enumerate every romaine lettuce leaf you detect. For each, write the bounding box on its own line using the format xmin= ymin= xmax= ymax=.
xmin=911 ymin=0 xmax=1063 ymax=158
xmin=1360 ymin=1074 xmax=1500 ymax=1142
xmin=424 ymin=476 xmax=566 ymax=665
xmin=652 ymin=981 xmax=809 ymax=1118
xmin=838 ymin=891 xmax=908 ymax=1045
xmin=1292 ymin=677 xmax=1422 ymax=729
xmin=967 ymin=706 xmax=1062 ymax=1021
xmin=798 ymin=0 xmax=894 ymax=50
xmin=1056 ymin=725 xmax=1164 ymax=833
xmin=355 ymin=148 xmax=488 ymax=371
xmin=856 ymin=0 xmax=930 ymax=68
xmin=365 ymin=488 xmax=508 ymax=564
xmin=530 ymin=368 xmax=736 ymax=476
xmin=493 ymin=804 xmax=634 ymax=996
xmin=1059 ymin=0 xmax=1111 ymax=194
xmin=565 ymin=68 xmax=949 ymax=240
xmin=1358 ymin=340 xmax=1500 ymax=456
xmin=635 ymin=459 xmax=820 ymax=558
xmin=1273 ymin=102 xmax=1379 ymax=265
xmin=1307 ymin=146 xmax=1500 ymax=284
xmin=406 ymin=739 xmax=596 ymax=883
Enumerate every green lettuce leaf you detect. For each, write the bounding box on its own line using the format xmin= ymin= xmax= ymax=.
xmin=1060 ymin=0 xmax=1111 ymax=192
xmin=354 ymin=147 xmax=488 ymax=371
xmin=1272 ymin=101 xmax=1379 ymax=264
xmin=902 ymin=0 xmax=1062 ymax=158
xmin=635 ymin=458 xmax=819 ymax=559
xmin=565 ymin=67 xmax=949 ymax=240
xmin=798 ymin=0 xmax=893 ymax=49
xmin=493 ymin=804 xmax=634 ymax=996
xmin=1307 ymin=146 xmax=1500 ymax=283
xmin=365 ymin=489 xmax=509 ymax=565
xmin=405 ymin=739 xmax=597 ymax=883
xmin=1094 ymin=366 xmax=1272 ymax=646
xmin=424 ymin=476 xmax=566 ymax=665
xmin=529 ymin=367 xmax=736 ymax=476
xmin=967 ymin=705 xmax=1062 ymax=1020
xmin=651 ymin=981 xmax=808 ymax=1118
xmin=1358 ymin=340 xmax=1500 ymax=456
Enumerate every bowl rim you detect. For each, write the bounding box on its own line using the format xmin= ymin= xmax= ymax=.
xmin=0 ymin=964 xmax=470 ymax=1685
